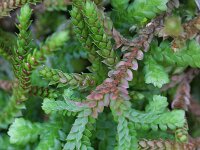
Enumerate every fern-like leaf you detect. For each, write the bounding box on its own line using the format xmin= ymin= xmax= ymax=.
xmin=63 ymin=109 xmax=93 ymax=150
xmin=116 ymin=116 xmax=132 ymax=150
xmin=150 ymin=40 xmax=200 ymax=68
xmin=42 ymin=98 xmax=86 ymax=115
xmin=8 ymin=118 xmax=41 ymax=145
xmin=144 ymin=56 xmax=169 ymax=88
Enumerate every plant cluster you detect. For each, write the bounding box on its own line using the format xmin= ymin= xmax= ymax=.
xmin=0 ymin=0 xmax=200 ymax=149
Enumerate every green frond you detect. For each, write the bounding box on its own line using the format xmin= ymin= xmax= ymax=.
xmin=8 ymin=118 xmax=63 ymax=149
xmin=128 ymin=0 xmax=168 ymax=25
xmin=144 ymin=56 xmax=169 ymax=88
xmin=8 ymin=118 xmax=42 ymax=145
xmin=42 ymin=98 xmax=87 ymax=115
xmin=71 ymin=1 xmax=108 ymax=80
xmin=128 ymin=122 xmax=138 ymax=149
xmin=15 ymin=4 xmax=32 ymax=56
xmin=82 ymin=1 xmax=119 ymax=67
xmin=63 ymin=109 xmax=94 ymax=150
xmin=145 ymin=95 xmax=168 ymax=114
xmin=111 ymin=0 xmax=169 ymax=26
xmin=35 ymin=123 xmax=63 ymax=150
xmin=125 ymin=98 xmax=185 ymax=131
xmin=12 ymin=4 xmax=33 ymax=89
xmin=70 ymin=3 xmax=97 ymax=62
xmin=150 ymin=40 xmax=200 ymax=68
xmin=63 ymin=88 xmax=86 ymax=102
xmin=116 ymin=116 xmax=132 ymax=150
xmin=0 ymin=0 xmax=199 ymax=149
xmin=111 ymin=95 xmax=186 ymax=149
xmin=39 ymin=66 xmax=96 ymax=89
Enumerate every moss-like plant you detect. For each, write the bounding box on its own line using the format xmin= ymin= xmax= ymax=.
xmin=0 ymin=0 xmax=200 ymax=149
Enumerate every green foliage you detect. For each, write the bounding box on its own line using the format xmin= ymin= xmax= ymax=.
xmin=70 ymin=1 xmax=108 ymax=81
xmin=8 ymin=117 xmax=65 ymax=149
xmin=35 ymin=123 xmax=63 ymax=150
xmin=63 ymin=88 xmax=86 ymax=102
xmin=39 ymin=66 xmax=95 ymax=89
xmin=13 ymin=4 xmax=32 ymax=80
xmin=8 ymin=118 xmax=41 ymax=145
xmin=111 ymin=0 xmax=169 ymax=27
xmin=111 ymin=95 xmax=186 ymax=148
xmin=150 ymin=40 xmax=200 ymax=68
xmin=129 ymin=95 xmax=185 ymax=131
xmin=16 ymin=4 xmax=32 ymax=51
xmin=1 ymin=0 xmax=200 ymax=149
xmin=42 ymin=98 xmax=86 ymax=115
xmin=116 ymin=116 xmax=132 ymax=150
xmin=145 ymin=95 xmax=168 ymax=113
xmin=144 ymin=56 xmax=169 ymax=88
xmin=82 ymin=1 xmax=119 ymax=67
xmin=70 ymin=2 xmax=96 ymax=61
xmin=64 ymin=109 xmax=94 ymax=150
xmin=127 ymin=0 xmax=168 ymax=24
